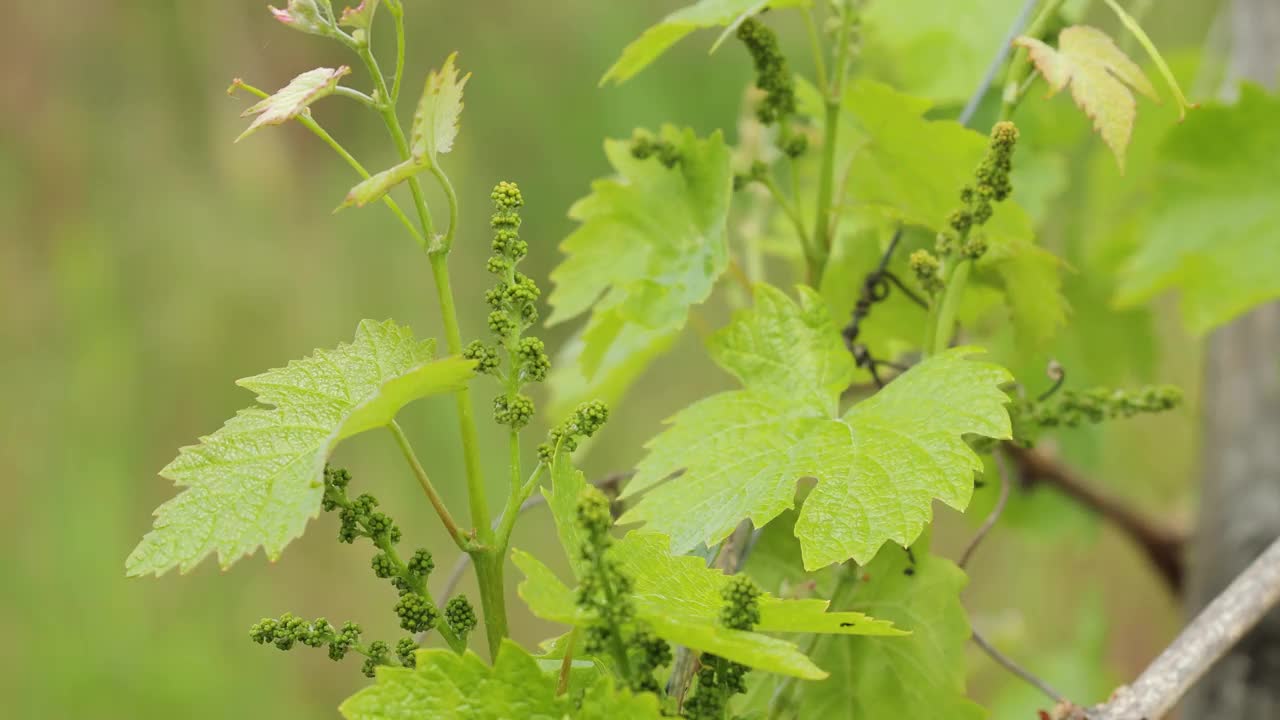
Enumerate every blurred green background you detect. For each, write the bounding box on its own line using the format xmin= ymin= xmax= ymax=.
xmin=0 ymin=1 xmax=1223 ymax=718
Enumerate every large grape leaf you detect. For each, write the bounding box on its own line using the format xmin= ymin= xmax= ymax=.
xmin=236 ymin=66 xmax=351 ymax=142
xmin=1015 ymin=26 xmax=1158 ymax=170
xmin=600 ymin=0 xmax=808 ymax=86
xmin=619 ymin=284 xmax=1012 ymax=569
xmin=546 ymin=126 xmax=731 ymax=415
xmin=340 ymin=640 xmax=663 ymax=719
xmin=1116 ymin=84 xmax=1280 ymax=333
xmin=513 ymin=456 xmax=904 ymax=681
xmin=772 ymin=540 xmax=985 ymax=719
xmin=126 ymin=319 xmax=475 ymax=577
xmin=861 ymin=0 xmax=1037 ymax=104
xmin=837 ymin=78 xmax=1068 ymax=350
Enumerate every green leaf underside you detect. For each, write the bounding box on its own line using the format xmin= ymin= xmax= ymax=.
xmin=795 ymin=541 xmax=985 ymax=719
xmin=836 ymin=78 xmax=1069 ymax=349
xmin=517 ymin=456 xmax=903 ymax=680
xmin=1015 ymin=26 xmax=1158 ymax=170
xmin=600 ymin=0 xmax=809 ymax=85
xmin=126 ymin=319 xmax=474 ymax=577
xmin=340 ymin=640 xmax=663 ymax=719
xmin=411 ymin=52 xmax=469 ymax=164
xmin=1117 ymin=85 xmax=1280 ymax=333
xmin=546 ymin=126 xmax=731 ymax=415
xmin=620 ymin=285 xmax=1012 ymax=569
xmin=341 ymin=159 xmax=423 ymax=209
xmin=237 ymin=66 xmax=351 ymax=142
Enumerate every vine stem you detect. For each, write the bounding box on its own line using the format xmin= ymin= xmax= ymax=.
xmin=962 ymin=451 xmax=1070 ymax=705
xmin=388 ymin=421 xmax=473 ymax=552
xmin=1087 ymin=534 xmax=1280 ymax=720
xmin=348 ymin=34 xmax=501 ymax=657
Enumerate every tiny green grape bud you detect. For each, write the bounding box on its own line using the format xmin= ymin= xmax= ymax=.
xmin=394 ymin=593 xmax=439 ymax=633
xmin=444 ymin=596 xmax=478 ymax=636
xmin=407 ymin=548 xmax=435 ymax=578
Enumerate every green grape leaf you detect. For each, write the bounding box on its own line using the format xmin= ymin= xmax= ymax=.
xmin=411 ymin=52 xmax=469 ymax=164
xmin=1015 ymin=26 xmax=1158 ymax=170
xmin=790 ymin=541 xmax=985 ymax=719
xmin=340 ymin=640 xmax=663 ymax=719
xmin=1117 ymin=85 xmax=1280 ymax=333
xmin=236 ymin=66 xmax=351 ymax=142
xmin=837 ymin=78 xmax=1068 ymax=349
xmin=126 ymin=319 xmax=474 ymax=577
xmin=546 ymin=126 xmax=731 ymax=415
xmin=600 ymin=0 xmax=808 ymax=86
xmin=861 ymin=0 xmax=1030 ymax=104
xmin=339 ymin=159 xmax=423 ymax=210
xmin=515 ymin=455 xmax=904 ymax=680
xmin=619 ymin=284 xmax=1012 ymax=569
xmin=977 ymin=240 xmax=1071 ymax=352
xmin=338 ymin=0 xmax=379 ymax=29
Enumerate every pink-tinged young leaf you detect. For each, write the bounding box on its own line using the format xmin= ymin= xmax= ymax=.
xmin=268 ymin=0 xmax=330 ymax=36
xmin=236 ymin=66 xmax=351 ymax=142
xmin=1015 ymin=26 xmax=1158 ymax=170
xmin=338 ymin=0 xmax=379 ymax=29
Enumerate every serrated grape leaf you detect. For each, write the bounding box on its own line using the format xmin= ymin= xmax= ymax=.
xmin=600 ymin=0 xmax=808 ymax=86
xmin=339 ymin=159 xmax=422 ymax=210
xmin=339 ymin=0 xmax=378 ymax=29
xmin=1015 ymin=26 xmax=1158 ymax=170
xmin=836 ymin=78 xmax=1068 ymax=350
xmin=619 ymin=284 xmax=1012 ymax=569
xmin=126 ymin=319 xmax=474 ymax=577
xmin=1116 ymin=85 xmax=1280 ymax=333
xmin=514 ymin=456 xmax=903 ymax=680
xmin=411 ymin=52 xmax=469 ymax=164
xmin=236 ymin=66 xmax=351 ymax=142
xmin=542 ymin=458 xmax=901 ymax=641
xmin=340 ymin=639 xmax=663 ymax=719
xmin=546 ymin=126 xmax=731 ymax=415
xmin=787 ymin=540 xmax=985 ymax=719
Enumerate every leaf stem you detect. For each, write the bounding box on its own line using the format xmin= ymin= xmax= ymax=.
xmin=760 ymin=174 xmax=809 ymax=248
xmin=334 ymin=85 xmax=377 ymax=108
xmin=926 ymin=257 xmax=972 ymax=357
xmin=802 ymin=5 xmax=829 ymax=93
xmin=388 ymin=421 xmax=473 ymax=553
xmin=229 ymin=79 xmax=426 ymax=248
xmin=389 ymin=1 xmax=407 ymax=103
xmin=811 ymin=3 xmax=857 ymax=286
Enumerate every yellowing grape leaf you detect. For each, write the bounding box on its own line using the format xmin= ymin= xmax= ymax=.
xmin=126 ymin=320 xmax=474 ymax=577
xmin=546 ymin=126 xmax=731 ymax=416
xmin=618 ymin=284 xmax=1012 ymax=569
xmin=1014 ymin=26 xmax=1158 ymax=170
xmin=236 ymin=66 xmax=351 ymax=142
